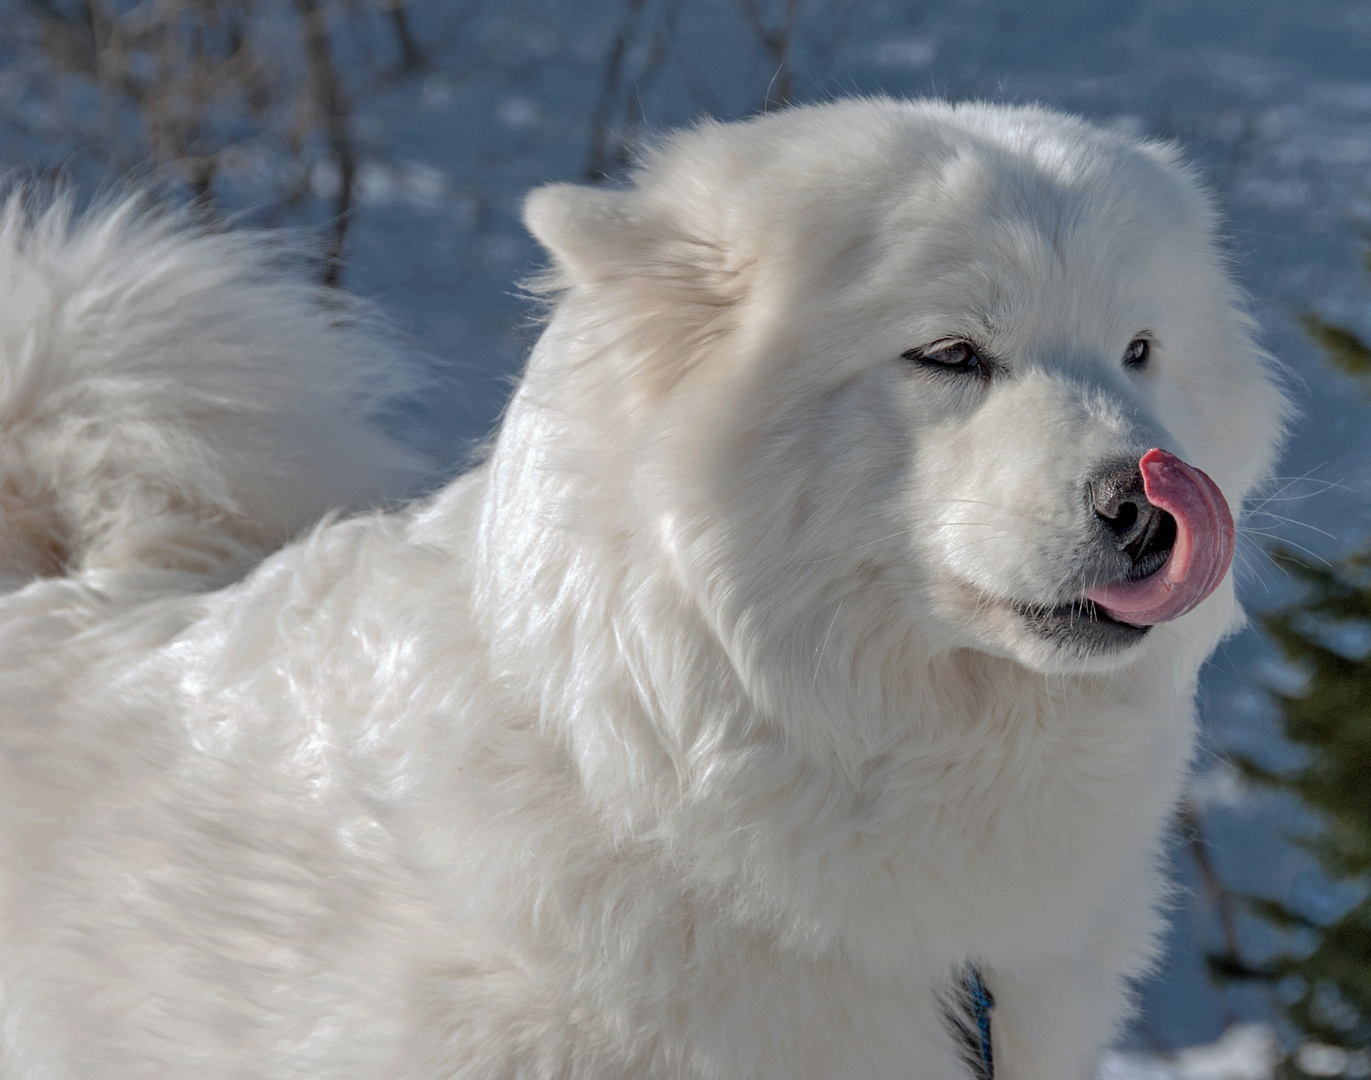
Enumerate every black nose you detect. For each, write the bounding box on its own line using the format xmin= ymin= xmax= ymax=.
xmin=1089 ymin=459 xmax=1176 ymax=570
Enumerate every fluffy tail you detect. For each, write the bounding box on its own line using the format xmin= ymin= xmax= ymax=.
xmin=0 ymin=193 xmax=432 ymax=583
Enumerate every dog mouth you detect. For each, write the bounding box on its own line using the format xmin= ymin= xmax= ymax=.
xmin=1080 ymin=449 xmax=1235 ymax=626
xmin=1013 ymin=449 xmax=1236 ymax=655
xmin=1011 ymin=595 xmax=1152 ymax=652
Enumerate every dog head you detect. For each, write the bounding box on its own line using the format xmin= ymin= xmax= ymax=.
xmin=520 ymin=101 xmax=1288 ymax=713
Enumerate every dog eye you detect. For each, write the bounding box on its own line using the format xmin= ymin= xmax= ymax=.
xmin=902 ymin=341 xmax=985 ymax=375
xmin=1123 ymin=338 xmax=1151 ymax=369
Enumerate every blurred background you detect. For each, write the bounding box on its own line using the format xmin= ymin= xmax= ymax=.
xmin=5 ymin=1 xmax=1371 ymax=1075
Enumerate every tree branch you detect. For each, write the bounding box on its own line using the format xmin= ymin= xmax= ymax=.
xmin=1180 ymin=798 xmax=1244 ymax=964
xmin=386 ymin=0 xmax=424 ymax=74
xmin=585 ymin=0 xmax=647 ymax=182
xmin=291 ymin=0 xmax=356 ymax=286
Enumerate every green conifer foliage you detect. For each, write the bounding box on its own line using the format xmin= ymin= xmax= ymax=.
xmin=1226 ymin=307 xmax=1371 ymax=1075
xmin=1257 ymin=552 xmax=1371 ymax=1045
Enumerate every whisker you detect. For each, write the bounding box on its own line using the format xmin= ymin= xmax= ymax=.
xmin=812 ymin=598 xmax=845 ymax=688
xmin=1237 ymin=531 xmax=1333 ymax=569
xmin=1239 ymin=511 xmax=1336 ymax=540
xmin=923 ymin=497 xmax=1059 ymax=529
xmin=1248 ymin=468 xmax=1349 ymax=508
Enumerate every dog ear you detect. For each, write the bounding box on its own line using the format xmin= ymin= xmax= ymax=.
xmin=523 ymin=184 xmax=636 ymax=288
xmin=523 ymin=182 xmax=745 ymax=395
xmin=524 ymin=182 xmax=738 ymax=291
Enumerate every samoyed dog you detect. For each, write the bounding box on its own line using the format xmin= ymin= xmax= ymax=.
xmin=0 ymin=99 xmax=1285 ymax=1079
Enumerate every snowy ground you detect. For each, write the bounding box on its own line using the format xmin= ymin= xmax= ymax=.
xmin=3 ymin=0 xmax=1371 ymax=1068
xmin=1103 ymin=1023 xmax=1371 ymax=1080
xmin=1102 ymin=1024 xmax=1279 ymax=1080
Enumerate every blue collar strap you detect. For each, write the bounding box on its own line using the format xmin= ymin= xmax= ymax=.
xmin=950 ymin=964 xmax=995 ymax=1080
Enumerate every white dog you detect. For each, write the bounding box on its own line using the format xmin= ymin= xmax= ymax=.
xmin=0 ymin=99 xmax=1286 ymax=1079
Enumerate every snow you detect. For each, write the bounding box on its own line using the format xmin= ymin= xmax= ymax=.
xmin=1101 ymin=1025 xmax=1277 ymax=1080
xmin=1103 ymin=1026 xmax=1371 ymax=1080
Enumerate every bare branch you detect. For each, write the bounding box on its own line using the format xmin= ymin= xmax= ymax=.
xmin=615 ymin=0 xmax=678 ymax=172
xmin=386 ymin=0 xmax=424 ymax=74
xmin=736 ymin=0 xmax=803 ymax=111
xmin=291 ymin=0 xmax=356 ymax=286
xmin=1179 ymin=798 xmax=1244 ymax=963
xmin=585 ymin=0 xmax=647 ymax=182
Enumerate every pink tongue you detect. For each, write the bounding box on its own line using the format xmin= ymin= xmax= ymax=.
xmin=1082 ymin=449 xmax=1235 ymax=626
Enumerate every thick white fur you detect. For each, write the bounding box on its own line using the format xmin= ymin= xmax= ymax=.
xmin=0 ymin=101 xmax=1286 ymax=1079
xmin=0 ymin=195 xmax=428 ymax=590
